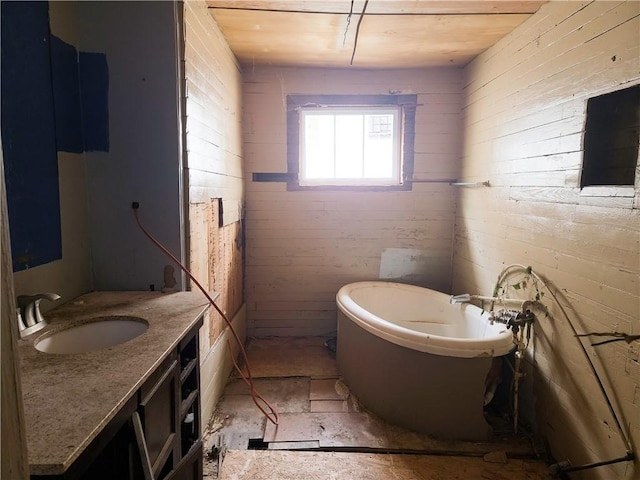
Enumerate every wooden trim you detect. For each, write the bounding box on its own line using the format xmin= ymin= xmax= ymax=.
xmin=132 ymin=412 xmax=154 ymax=480
xmin=152 ymin=433 xmax=176 ymax=478
xmin=286 ymin=183 xmax=412 ymax=192
xmin=252 ymin=172 xmax=294 ymax=182
xmin=1 ymin=139 xmax=29 ymax=479
xmin=287 ymin=94 xmax=419 ymax=108
xmin=163 ymin=439 xmax=202 ymax=480
xmin=286 ymin=98 xmax=301 ymax=184
xmin=140 ymin=360 xmax=178 ymax=407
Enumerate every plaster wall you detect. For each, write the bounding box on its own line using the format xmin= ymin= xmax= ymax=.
xmin=455 ymin=2 xmax=639 ymax=477
xmin=183 ymin=0 xmax=246 ymax=422
xmin=76 ymin=1 xmax=184 ymax=292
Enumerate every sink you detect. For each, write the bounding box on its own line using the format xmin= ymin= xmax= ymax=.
xmin=34 ymin=316 xmax=149 ymax=354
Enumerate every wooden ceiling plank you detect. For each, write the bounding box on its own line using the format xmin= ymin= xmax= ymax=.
xmin=207 ymin=1 xmax=356 ymax=14
xmin=209 ymin=8 xmax=536 ymax=69
xmin=211 ymin=10 xmax=354 ymax=66
xmin=207 ymin=1 xmax=547 ymax=15
xmin=352 ymin=13 xmax=532 ymax=67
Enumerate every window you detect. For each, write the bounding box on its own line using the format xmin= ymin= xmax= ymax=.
xmin=581 ymin=85 xmax=639 ymax=188
xmin=300 ymin=107 xmax=400 ymax=186
xmin=287 ymin=95 xmax=417 ymax=191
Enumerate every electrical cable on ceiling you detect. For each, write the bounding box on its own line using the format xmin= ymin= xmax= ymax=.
xmin=350 ymin=0 xmax=369 ymax=65
xmin=131 ymin=202 xmax=279 ymax=426
xmin=343 ymin=0 xmax=355 ymax=46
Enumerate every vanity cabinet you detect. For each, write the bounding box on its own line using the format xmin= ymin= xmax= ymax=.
xmin=31 ymin=317 xmax=203 ymax=480
xmin=137 ymin=321 xmax=203 ymax=480
xmin=168 ymin=322 xmax=203 ymax=480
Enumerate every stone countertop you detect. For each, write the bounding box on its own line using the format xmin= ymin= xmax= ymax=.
xmin=18 ymin=291 xmax=210 ymax=476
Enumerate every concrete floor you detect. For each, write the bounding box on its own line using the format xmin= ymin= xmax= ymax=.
xmin=203 ymin=337 xmax=553 ymax=480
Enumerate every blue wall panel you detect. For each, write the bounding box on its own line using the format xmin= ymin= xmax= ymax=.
xmin=1 ymin=1 xmax=62 ymax=271
xmin=50 ymin=35 xmax=84 ymax=153
xmin=79 ymin=51 xmax=109 ymax=152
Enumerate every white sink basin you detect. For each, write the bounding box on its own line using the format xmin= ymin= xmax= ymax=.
xmin=34 ymin=316 xmax=149 ymax=354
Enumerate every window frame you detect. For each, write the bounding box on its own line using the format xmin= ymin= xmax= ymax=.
xmin=287 ymin=94 xmax=417 ymax=191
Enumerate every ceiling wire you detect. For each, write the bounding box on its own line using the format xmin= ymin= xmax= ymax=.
xmin=350 ymin=0 xmax=369 ymax=65
xmin=342 ymin=0 xmax=355 ymax=46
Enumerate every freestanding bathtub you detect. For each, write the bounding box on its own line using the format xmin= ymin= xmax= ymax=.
xmin=336 ymin=281 xmax=514 ymax=441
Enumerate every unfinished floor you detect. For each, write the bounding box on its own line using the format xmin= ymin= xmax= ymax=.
xmin=203 ymin=337 xmax=553 ymax=480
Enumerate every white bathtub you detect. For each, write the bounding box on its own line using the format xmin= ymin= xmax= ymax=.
xmin=336 ymin=281 xmax=514 ymax=358
xmin=336 ymin=281 xmax=515 ymax=440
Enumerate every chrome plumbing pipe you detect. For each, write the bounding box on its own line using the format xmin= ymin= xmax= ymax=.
xmin=450 ymin=293 xmax=532 ymax=309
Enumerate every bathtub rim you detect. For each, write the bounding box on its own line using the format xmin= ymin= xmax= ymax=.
xmin=336 ymin=281 xmax=514 ymax=358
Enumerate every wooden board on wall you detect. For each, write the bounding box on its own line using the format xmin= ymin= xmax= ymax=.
xmin=189 ymin=199 xmax=244 ymax=347
xmin=208 ymin=198 xmax=244 ymax=343
xmin=1 ymin=146 xmax=29 ymax=479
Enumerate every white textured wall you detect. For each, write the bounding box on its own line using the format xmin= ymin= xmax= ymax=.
xmin=244 ymin=67 xmax=464 ymax=336
xmin=183 ymin=0 xmax=245 ymax=424
xmin=455 ymin=2 xmax=639 ymax=478
xmin=77 ymin=1 xmax=184 ymax=291
xmin=184 ymin=1 xmax=244 ymax=220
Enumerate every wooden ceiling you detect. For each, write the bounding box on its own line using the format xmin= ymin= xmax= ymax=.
xmin=206 ymin=1 xmax=548 ymax=69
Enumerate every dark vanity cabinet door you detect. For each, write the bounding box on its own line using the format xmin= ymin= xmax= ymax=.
xmin=138 ymin=353 xmax=180 ymax=479
xmin=72 ymin=397 xmax=139 ymax=480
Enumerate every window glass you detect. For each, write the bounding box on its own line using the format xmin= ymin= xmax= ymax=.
xmin=285 ymin=94 xmax=417 ymax=191
xmin=300 ymin=107 xmax=400 ymax=186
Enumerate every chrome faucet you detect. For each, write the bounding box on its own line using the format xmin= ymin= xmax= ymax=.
xmin=450 ymin=294 xmax=472 ymax=304
xmin=17 ymin=293 xmax=60 ymax=337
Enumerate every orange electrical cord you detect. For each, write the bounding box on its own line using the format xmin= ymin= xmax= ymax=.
xmin=132 ymin=202 xmax=279 ymax=426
